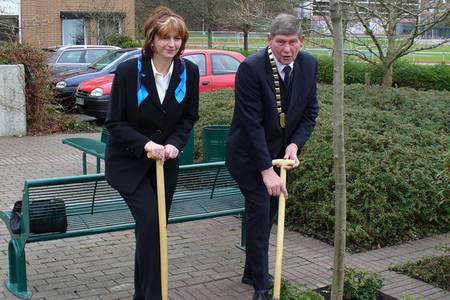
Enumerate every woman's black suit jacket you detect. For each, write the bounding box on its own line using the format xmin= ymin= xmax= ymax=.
xmin=105 ymin=55 xmax=199 ymax=195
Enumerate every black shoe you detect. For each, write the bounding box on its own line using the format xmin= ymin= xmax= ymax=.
xmin=252 ymin=289 xmax=269 ymax=300
xmin=242 ymin=273 xmax=274 ymax=288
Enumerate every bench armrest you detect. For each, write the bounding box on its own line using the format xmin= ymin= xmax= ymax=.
xmin=62 ymin=138 xmax=106 ymax=159
xmin=0 ymin=210 xmax=15 ymax=236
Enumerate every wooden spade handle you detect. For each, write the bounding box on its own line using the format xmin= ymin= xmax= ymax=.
xmin=147 ymin=152 xmax=168 ymax=300
xmin=271 ymin=159 xmax=294 ymax=300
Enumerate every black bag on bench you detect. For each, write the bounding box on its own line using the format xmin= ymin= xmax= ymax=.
xmin=10 ymin=198 xmax=68 ymax=234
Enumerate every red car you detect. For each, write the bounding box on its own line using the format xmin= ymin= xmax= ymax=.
xmin=75 ymin=49 xmax=245 ymax=119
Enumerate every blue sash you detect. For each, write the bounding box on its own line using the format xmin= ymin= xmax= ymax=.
xmin=137 ymin=56 xmax=187 ymax=107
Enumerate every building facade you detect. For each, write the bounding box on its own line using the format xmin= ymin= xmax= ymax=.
xmin=21 ymin=0 xmax=135 ymax=48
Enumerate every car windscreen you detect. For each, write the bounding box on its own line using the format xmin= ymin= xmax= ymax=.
xmin=89 ymin=51 xmax=128 ymax=71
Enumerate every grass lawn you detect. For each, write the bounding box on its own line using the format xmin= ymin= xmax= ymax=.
xmin=391 ymin=256 xmax=450 ymax=291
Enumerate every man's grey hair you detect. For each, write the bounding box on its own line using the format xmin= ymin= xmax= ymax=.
xmin=269 ymin=14 xmax=303 ymax=36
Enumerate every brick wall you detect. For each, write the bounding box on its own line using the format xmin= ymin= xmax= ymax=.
xmin=21 ymin=0 xmax=135 ymax=48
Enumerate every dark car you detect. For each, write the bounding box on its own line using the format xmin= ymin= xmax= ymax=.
xmin=44 ymin=45 xmax=120 ymax=77
xmin=53 ymin=48 xmax=141 ymax=110
xmin=75 ymin=49 xmax=245 ymax=119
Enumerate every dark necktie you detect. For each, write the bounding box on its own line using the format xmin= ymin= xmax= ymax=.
xmin=283 ymin=65 xmax=292 ymax=109
xmin=283 ymin=65 xmax=292 ymax=91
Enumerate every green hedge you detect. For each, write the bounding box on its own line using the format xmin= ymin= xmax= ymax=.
xmin=198 ymin=85 xmax=449 ymax=251
xmin=393 ymin=63 xmax=450 ymax=91
xmin=104 ymin=34 xmax=143 ymax=48
xmin=316 ymin=55 xmax=449 ymax=91
xmin=225 ymin=49 xmax=449 ymax=90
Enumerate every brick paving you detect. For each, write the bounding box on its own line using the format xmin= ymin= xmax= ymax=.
xmin=0 ymin=133 xmax=448 ymax=300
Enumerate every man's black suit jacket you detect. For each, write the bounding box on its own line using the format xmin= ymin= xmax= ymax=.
xmin=226 ymin=48 xmax=319 ymax=190
xmin=105 ymin=55 xmax=199 ymax=194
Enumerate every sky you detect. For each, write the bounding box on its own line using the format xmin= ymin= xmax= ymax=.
xmin=0 ymin=0 xmax=19 ymax=15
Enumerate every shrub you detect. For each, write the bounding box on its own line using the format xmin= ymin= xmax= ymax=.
xmin=343 ymin=266 xmax=383 ymax=300
xmin=278 ymin=279 xmax=324 ymax=300
xmin=393 ymin=62 xmax=450 ymax=91
xmin=195 ymin=89 xmax=235 ymax=160
xmin=287 ymin=84 xmax=449 ymax=251
xmin=316 ymin=56 xmax=383 ymax=86
xmin=315 ymin=56 xmax=449 ymax=91
xmin=229 ymin=50 xmax=449 ymax=90
xmin=104 ymin=34 xmax=142 ymax=48
xmin=391 ymin=256 xmax=450 ymax=291
xmin=314 ymin=266 xmax=383 ymax=299
xmin=0 ymin=43 xmax=55 ymax=134
xmin=199 ymin=85 xmax=449 ymax=251
xmin=0 ymin=43 xmax=95 ymax=134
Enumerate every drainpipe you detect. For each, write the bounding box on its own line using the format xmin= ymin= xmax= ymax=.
xmin=18 ymin=0 xmax=22 ymax=43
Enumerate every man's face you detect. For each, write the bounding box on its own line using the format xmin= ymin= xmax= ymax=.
xmin=268 ymin=34 xmax=304 ymax=65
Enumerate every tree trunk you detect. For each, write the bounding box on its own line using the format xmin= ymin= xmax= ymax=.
xmin=382 ymin=10 xmax=396 ymax=88
xmin=382 ymin=63 xmax=393 ymax=88
xmin=207 ymin=28 xmax=212 ymax=49
xmin=330 ymin=0 xmax=347 ymax=299
xmin=243 ymin=24 xmax=249 ymax=51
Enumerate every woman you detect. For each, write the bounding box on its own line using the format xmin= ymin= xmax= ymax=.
xmin=104 ymin=6 xmax=199 ymax=300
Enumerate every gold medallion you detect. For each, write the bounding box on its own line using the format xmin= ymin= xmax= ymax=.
xmin=279 ymin=112 xmax=286 ymax=128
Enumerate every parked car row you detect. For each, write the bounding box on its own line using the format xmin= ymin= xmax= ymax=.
xmin=48 ymin=46 xmax=245 ymax=119
xmin=53 ymin=48 xmax=141 ymax=109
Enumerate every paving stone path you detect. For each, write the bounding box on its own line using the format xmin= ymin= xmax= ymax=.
xmin=0 ymin=133 xmax=448 ymax=300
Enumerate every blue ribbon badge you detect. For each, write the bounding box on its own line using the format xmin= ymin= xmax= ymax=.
xmin=174 ymin=59 xmax=187 ymax=103
xmin=136 ymin=57 xmax=149 ymax=107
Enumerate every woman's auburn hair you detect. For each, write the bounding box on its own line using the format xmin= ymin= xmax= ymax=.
xmin=143 ymin=6 xmax=188 ymax=59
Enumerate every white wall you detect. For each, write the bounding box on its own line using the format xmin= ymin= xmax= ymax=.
xmin=0 ymin=65 xmax=27 ymax=136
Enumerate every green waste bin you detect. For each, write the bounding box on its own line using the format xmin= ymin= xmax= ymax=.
xmin=203 ymin=125 xmax=230 ymax=162
xmin=179 ymin=129 xmax=194 ymax=165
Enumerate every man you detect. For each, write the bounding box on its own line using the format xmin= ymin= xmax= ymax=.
xmin=225 ymin=13 xmax=319 ymax=300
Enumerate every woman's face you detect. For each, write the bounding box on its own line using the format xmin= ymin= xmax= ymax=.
xmin=153 ymin=32 xmax=182 ymax=60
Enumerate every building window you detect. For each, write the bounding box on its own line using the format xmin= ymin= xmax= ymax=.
xmin=62 ymin=19 xmax=85 ymax=45
xmin=0 ymin=15 xmax=19 ymax=45
xmin=98 ymin=17 xmax=122 ymax=44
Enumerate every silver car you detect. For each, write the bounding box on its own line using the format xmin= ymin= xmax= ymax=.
xmin=44 ymin=45 xmax=120 ymax=76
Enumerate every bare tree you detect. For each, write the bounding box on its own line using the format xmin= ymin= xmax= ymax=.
xmin=346 ymin=0 xmax=449 ymax=87
xmin=226 ymin=0 xmax=293 ymax=51
xmin=329 ymin=0 xmax=347 ymax=299
xmin=174 ymin=0 xmax=229 ymax=48
xmin=301 ymin=0 xmax=449 ymax=87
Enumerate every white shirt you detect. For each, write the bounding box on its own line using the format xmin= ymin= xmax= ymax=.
xmin=273 ymin=56 xmax=294 ymax=81
xmin=151 ymin=59 xmax=174 ymax=104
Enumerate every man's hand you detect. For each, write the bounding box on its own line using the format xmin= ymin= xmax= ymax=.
xmin=284 ymin=143 xmax=300 ymax=170
xmin=145 ymin=141 xmax=165 ymax=163
xmin=164 ymin=144 xmax=179 ymax=160
xmin=261 ymin=167 xmax=288 ymax=198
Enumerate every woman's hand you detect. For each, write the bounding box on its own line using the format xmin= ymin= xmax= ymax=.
xmin=145 ymin=141 xmax=166 ymax=162
xmin=164 ymin=144 xmax=179 ymax=160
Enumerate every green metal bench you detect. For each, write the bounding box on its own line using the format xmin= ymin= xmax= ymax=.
xmin=63 ymin=128 xmax=195 ymax=174
xmin=0 ymin=161 xmax=245 ymax=299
